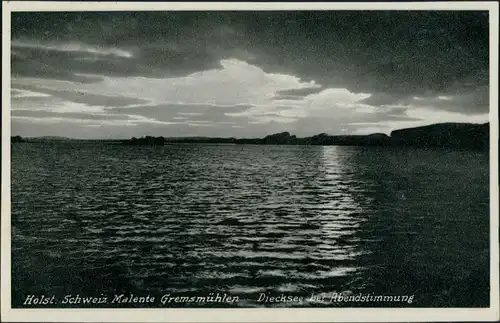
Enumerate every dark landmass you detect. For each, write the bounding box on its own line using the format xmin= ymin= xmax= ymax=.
xmin=122 ymin=136 xmax=165 ymax=146
xmin=34 ymin=136 xmax=73 ymax=141
xmin=390 ymin=122 xmax=489 ymax=150
xmin=12 ymin=122 xmax=490 ymax=151
xmin=166 ymin=122 xmax=490 ymax=151
xmin=14 ymin=136 xmax=73 ymax=142
xmin=11 ymin=135 xmax=24 ymax=143
xmin=11 ymin=136 xmax=118 ymax=144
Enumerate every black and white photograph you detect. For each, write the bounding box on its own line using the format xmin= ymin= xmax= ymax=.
xmin=1 ymin=1 xmax=499 ymax=322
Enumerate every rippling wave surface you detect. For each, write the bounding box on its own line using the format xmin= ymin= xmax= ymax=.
xmin=11 ymin=143 xmax=490 ymax=307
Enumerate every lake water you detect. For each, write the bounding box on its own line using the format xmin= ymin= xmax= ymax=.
xmin=11 ymin=143 xmax=490 ymax=307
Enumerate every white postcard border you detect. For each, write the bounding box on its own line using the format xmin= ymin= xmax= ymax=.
xmin=2 ymin=2 xmax=499 ymax=322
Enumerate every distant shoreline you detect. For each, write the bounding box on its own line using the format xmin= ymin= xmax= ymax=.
xmin=11 ymin=122 xmax=489 ymax=151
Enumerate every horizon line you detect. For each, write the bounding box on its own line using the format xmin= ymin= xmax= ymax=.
xmin=10 ymin=121 xmax=490 ymax=141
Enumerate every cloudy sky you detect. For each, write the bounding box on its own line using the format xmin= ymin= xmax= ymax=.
xmin=11 ymin=10 xmax=490 ymax=139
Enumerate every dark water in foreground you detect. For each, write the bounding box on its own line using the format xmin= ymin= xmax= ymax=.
xmin=11 ymin=143 xmax=490 ymax=307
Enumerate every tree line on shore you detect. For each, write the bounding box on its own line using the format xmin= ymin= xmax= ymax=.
xmin=120 ymin=122 xmax=489 ymax=150
xmin=12 ymin=122 xmax=489 ymax=151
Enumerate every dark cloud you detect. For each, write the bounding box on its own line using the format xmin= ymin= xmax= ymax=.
xmin=112 ymin=103 xmax=253 ymax=123
xmin=137 ymin=46 xmax=223 ymax=77
xmin=11 ymin=110 xmax=133 ymax=121
xmin=11 ymin=95 xmax=55 ymax=108
xmin=401 ymin=85 xmax=490 ymax=115
xmin=360 ymin=93 xmax=406 ymax=107
xmin=273 ymin=86 xmax=324 ymax=100
xmin=12 ymin=11 xmax=489 ymax=101
xmin=12 ymin=84 xmax=149 ymax=107
xmin=12 ymin=42 xmax=224 ymax=79
xmin=11 ymin=52 xmax=102 ymax=83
